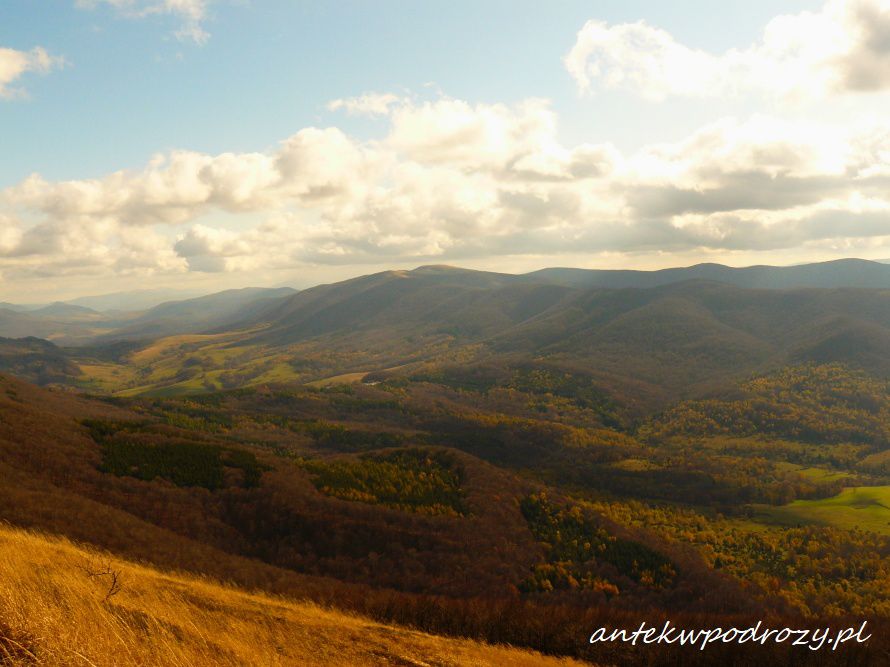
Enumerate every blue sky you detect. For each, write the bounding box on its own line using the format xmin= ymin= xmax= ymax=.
xmin=2 ymin=0 xmax=889 ymax=300
xmin=2 ymin=1 xmax=817 ymax=185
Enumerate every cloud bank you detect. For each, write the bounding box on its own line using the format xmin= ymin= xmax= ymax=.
xmin=4 ymin=0 xmax=889 ymax=292
xmin=2 ymin=94 xmax=889 ymax=281
xmin=565 ymin=0 xmax=890 ymax=101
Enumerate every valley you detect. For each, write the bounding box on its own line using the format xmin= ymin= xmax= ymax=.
xmin=0 ymin=261 xmax=888 ymax=665
xmin=9 ymin=2 xmax=890 ymax=663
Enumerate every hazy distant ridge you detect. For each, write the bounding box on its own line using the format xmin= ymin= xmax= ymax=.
xmin=526 ymin=258 xmax=890 ymax=290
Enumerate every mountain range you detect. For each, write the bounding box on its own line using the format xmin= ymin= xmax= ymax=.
xmin=0 ymin=258 xmax=887 ymax=409
xmin=0 ymin=286 xmax=297 ymax=345
xmin=527 ymin=257 xmax=890 ymax=289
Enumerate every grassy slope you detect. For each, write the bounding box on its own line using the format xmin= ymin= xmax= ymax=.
xmin=753 ymin=486 xmax=890 ymax=534
xmin=0 ymin=524 xmax=586 ymax=667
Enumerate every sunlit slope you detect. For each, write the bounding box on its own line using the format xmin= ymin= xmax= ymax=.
xmin=753 ymin=486 xmax=890 ymax=534
xmin=65 ymin=268 xmax=890 ymax=404
xmin=0 ymin=525 xmax=587 ymax=667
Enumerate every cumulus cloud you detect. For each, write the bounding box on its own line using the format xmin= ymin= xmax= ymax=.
xmin=0 ymin=216 xmax=23 ymax=254
xmin=0 ymin=46 xmax=65 ymax=99
xmin=565 ymin=0 xmax=890 ymax=101
xmin=2 ymin=91 xmax=890 ymax=282
xmin=76 ymin=0 xmax=213 ymax=44
xmin=328 ymin=93 xmax=403 ymax=116
xmin=0 ymin=213 xmax=185 ymax=280
xmin=386 ymin=98 xmax=559 ymax=169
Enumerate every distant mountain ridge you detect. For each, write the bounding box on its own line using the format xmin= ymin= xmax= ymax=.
xmin=65 ymin=288 xmax=209 ymax=312
xmin=4 ymin=258 xmax=889 ymax=315
xmin=2 ymin=258 xmax=890 ymax=402
xmin=525 ymin=258 xmax=890 ymax=290
xmin=99 ymin=286 xmax=299 ymax=341
xmin=0 ymin=287 xmax=299 ymax=344
xmin=30 ymin=302 xmax=100 ymax=318
xmin=2 ymin=260 xmax=890 ymax=408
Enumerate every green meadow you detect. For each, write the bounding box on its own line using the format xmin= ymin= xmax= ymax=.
xmin=753 ymin=486 xmax=890 ymax=535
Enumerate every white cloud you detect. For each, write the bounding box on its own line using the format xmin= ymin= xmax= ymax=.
xmin=385 ymin=98 xmax=559 ymax=169
xmin=565 ymin=0 xmax=890 ymax=101
xmin=2 ymin=91 xmax=890 ymax=282
xmin=0 ymin=46 xmax=65 ymax=99
xmin=76 ymin=0 xmax=213 ymax=44
xmin=328 ymin=93 xmax=403 ymax=116
xmin=0 ymin=216 xmax=23 ymax=254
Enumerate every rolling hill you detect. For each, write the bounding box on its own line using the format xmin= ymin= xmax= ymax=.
xmin=0 ymin=352 xmax=888 ymax=665
xmin=3 ymin=261 xmax=890 ymax=415
xmin=179 ymin=267 xmax=889 ymax=409
xmin=3 ymin=259 xmax=890 ymax=397
xmin=241 ymin=266 xmax=552 ymax=344
xmin=0 ymin=263 xmax=870 ymax=406
xmin=28 ymin=302 xmax=100 ymax=318
xmin=0 ymin=337 xmax=81 ymax=384
xmin=0 ymin=371 xmax=814 ymax=665
xmin=96 ymin=286 xmax=298 ymax=342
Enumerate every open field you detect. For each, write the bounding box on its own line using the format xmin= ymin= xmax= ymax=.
xmin=0 ymin=524 xmax=587 ymax=667
xmin=752 ymin=486 xmax=890 ymax=535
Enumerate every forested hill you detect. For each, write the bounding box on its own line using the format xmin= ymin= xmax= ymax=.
xmin=2 ymin=263 xmax=889 ymax=406
xmin=212 ymin=267 xmax=890 ymax=409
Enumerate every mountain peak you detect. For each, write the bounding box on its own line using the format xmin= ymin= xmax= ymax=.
xmin=411 ymin=264 xmax=464 ymax=273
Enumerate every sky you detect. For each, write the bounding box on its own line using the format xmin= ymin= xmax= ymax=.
xmin=2 ymin=0 xmax=890 ymax=301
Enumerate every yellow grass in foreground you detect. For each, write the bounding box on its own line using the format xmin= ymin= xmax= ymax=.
xmin=0 ymin=524 xmax=588 ymax=666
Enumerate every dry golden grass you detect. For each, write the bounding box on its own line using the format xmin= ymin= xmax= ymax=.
xmin=0 ymin=524 xmax=589 ymax=666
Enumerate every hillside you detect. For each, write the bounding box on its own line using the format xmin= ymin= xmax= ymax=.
xmin=4 ymin=262 xmax=890 ymax=401
xmin=98 ymin=286 xmax=298 ymax=342
xmin=67 ymin=267 xmax=890 ymax=406
xmin=0 ymin=524 xmax=583 ymax=667
xmin=4 ymin=368 xmax=758 ymax=606
xmin=0 ymin=337 xmax=81 ymax=385
xmin=242 ymin=266 xmax=527 ymax=344
xmin=0 ymin=373 xmax=728 ymax=663
xmin=0 ymin=361 xmax=888 ymax=664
